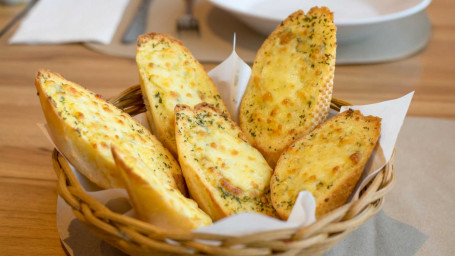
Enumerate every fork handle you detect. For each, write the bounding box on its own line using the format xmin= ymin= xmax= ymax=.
xmin=184 ymin=0 xmax=195 ymax=15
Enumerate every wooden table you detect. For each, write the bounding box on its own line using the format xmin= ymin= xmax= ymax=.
xmin=0 ymin=1 xmax=454 ymax=255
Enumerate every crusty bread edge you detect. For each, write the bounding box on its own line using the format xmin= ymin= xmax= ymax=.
xmin=175 ymin=103 xmax=278 ymax=219
xmin=111 ymin=146 xmax=212 ymax=230
xmin=136 ymin=33 xmax=231 ymax=157
xmin=174 ymin=103 xmax=231 ymax=220
xmin=271 ymin=109 xmax=381 ymax=219
xmin=136 ymin=34 xmax=179 ymax=155
xmin=35 ymin=69 xmax=122 ymax=189
xmin=36 ymin=69 xmax=188 ymax=195
xmin=239 ymin=7 xmax=336 ymax=168
xmin=314 ymin=111 xmax=381 ymax=217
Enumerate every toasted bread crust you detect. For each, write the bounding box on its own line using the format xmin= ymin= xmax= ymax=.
xmin=36 ymin=70 xmax=116 ymax=188
xmin=136 ymin=33 xmax=229 ymax=156
xmin=112 ymin=146 xmax=212 ymax=231
xmin=271 ymin=109 xmax=381 ymax=219
xmin=35 ymin=70 xmax=186 ymax=194
xmin=239 ymin=7 xmax=337 ymax=168
xmin=175 ymin=103 xmax=278 ymax=220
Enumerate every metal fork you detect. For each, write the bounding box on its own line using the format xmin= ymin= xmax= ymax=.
xmin=177 ymin=0 xmax=199 ymax=32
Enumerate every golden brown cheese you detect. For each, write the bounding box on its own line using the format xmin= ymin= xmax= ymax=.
xmin=112 ymin=146 xmax=212 ymax=231
xmin=239 ymin=7 xmax=337 ymax=168
xmin=35 ymin=70 xmax=186 ymax=193
xmin=271 ymin=109 xmax=381 ymax=219
xmin=175 ymin=103 xmax=278 ymax=220
xmin=136 ymin=33 xmax=229 ymax=155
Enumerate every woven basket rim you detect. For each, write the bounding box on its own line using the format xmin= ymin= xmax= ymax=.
xmin=53 ymin=85 xmax=395 ymax=255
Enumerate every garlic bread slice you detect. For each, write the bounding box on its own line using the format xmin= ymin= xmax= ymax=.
xmin=35 ymin=70 xmax=186 ymax=193
xmin=271 ymin=109 xmax=381 ymax=219
xmin=239 ymin=7 xmax=337 ymax=168
xmin=175 ymin=103 xmax=278 ymax=220
xmin=112 ymin=146 xmax=212 ymax=231
xmin=136 ymin=33 xmax=229 ymax=156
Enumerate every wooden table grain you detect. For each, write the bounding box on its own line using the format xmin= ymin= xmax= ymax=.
xmin=0 ymin=1 xmax=454 ymax=255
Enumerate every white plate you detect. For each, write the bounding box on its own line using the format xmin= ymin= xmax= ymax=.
xmin=209 ymin=0 xmax=431 ymax=44
xmin=336 ymin=10 xmax=431 ymax=64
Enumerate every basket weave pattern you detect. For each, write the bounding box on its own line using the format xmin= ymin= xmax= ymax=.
xmin=53 ymin=85 xmax=395 ymax=256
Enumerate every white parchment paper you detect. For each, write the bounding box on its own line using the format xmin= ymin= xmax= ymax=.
xmin=41 ymin=43 xmax=413 ymax=254
xmin=208 ymin=34 xmax=252 ymax=122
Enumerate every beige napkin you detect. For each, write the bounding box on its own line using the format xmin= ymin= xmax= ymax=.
xmin=10 ymin=0 xmax=128 ymax=44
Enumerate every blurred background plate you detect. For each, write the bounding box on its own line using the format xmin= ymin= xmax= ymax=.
xmin=209 ymin=0 xmax=432 ymax=44
xmin=78 ymin=0 xmax=431 ymax=64
xmin=336 ymin=10 xmax=431 ymax=64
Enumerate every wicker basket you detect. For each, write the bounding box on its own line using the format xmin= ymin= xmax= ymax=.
xmin=52 ymin=85 xmax=395 ymax=256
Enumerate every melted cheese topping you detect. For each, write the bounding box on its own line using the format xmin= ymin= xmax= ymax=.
xmin=188 ymin=125 xmax=270 ymax=192
xmin=176 ymin=105 xmax=277 ymax=216
xmin=39 ymin=72 xmax=180 ymax=189
xmin=240 ymin=8 xmax=336 ymax=164
xmin=137 ymin=35 xmax=227 ymax=153
xmin=272 ymin=110 xmax=380 ymax=218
